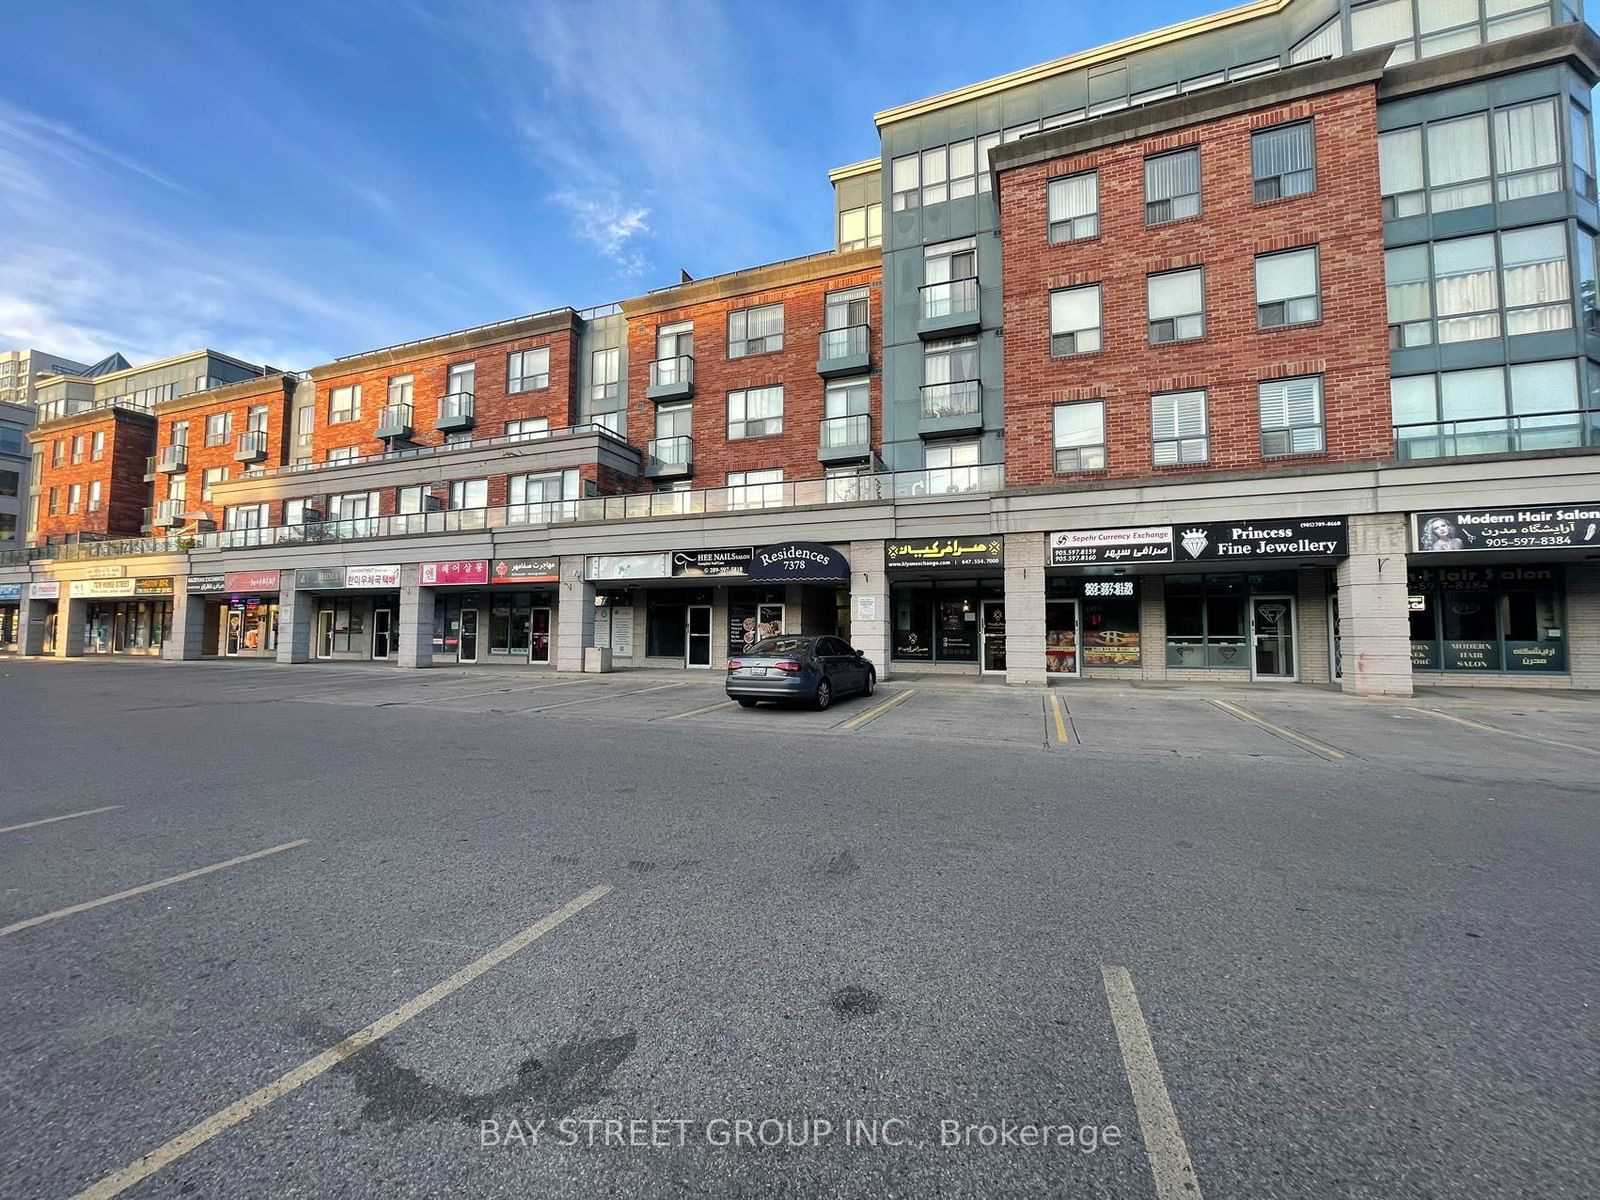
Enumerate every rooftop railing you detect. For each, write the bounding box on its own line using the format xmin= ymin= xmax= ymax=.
xmin=1393 ymin=408 xmax=1599 ymax=461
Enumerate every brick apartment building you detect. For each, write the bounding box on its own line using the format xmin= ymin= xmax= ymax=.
xmin=2 ymin=0 xmax=1598 ymax=696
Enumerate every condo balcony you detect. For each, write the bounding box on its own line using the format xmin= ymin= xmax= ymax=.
xmin=917 ymin=277 xmax=981 ymax=338
xmin=817 ymin=325 xmax=870 ymax=377
xmin=376 ymin=402 xmax=414 ymax=440
xmin=644 ymin=435 xmax=693 ymax=479
xmin=435 ymin=391 xmax=475 ymax=433
xmin=234 ymin=429 xmax=269 ymax=463
xmin=646 ymin=355 xmax=695 ymax=402
xmin=818 ymin=414 xmax=871 ymax=464
xmin=918 ymin=379 xmax=983 ymax=436
xmin=156 ymin=444 xmax=188 ymax=473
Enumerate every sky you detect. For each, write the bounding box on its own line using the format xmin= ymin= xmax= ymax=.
xmin=0 ymin=0 xmax=1222 ymax=372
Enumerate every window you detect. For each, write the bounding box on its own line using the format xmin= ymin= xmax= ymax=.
xmin=1148 ymin=268 xmax=1205 ymax=343
xmin=1049 ymin=285 xmax=1102 ymax=356
xmin=1291 ymin=15 xmax=1344 ymax=63
xmin=1259 ymin=376 xmax=1325 ymax=456
xmin=509 ymin=470 xmax=575 ymax=507
xmin=728 ymin=386 xmax=783 ymax=439
xmin=51 ymin=439 xmax=62 ymax=467
xmin=1379 ymin=128 xmax=1426 ymax=218
xmin=1047 ymin=172 xmax=1099 ymax=243
xmin=388 ymin=374 xmax=413 ymax=407
xmin=247 ymin=405 xmax=268 ymax=433
xmin=838 ymin=202 xmax=882 ymax=250
xmin=594 ymin=410 xmax=625 ymax=437
xmin=326 ymin=490 xmax=380 ymax=522
xmin=87 ymin=480 xmax=102 ymax=512
xmin=1392 ymin=361 xmax=1585 ymax=459
xmin=922 ymin=337 xmax=979 ymax=418
xmin=1252 ymin=122 xmax=1315 ymax=202
xmin=824 ymin=287 xmax=869 ymax=336
xmin=1053 ymin=401 xmax=1106 ymax=473
xmin=449 ymin=478 xmax=488 ymax=509
xmin=1572 ymin=100 xmax=1595 ymax=199
xmin=0 ymin=469 xmax=16 ymax=498
xmin=1350 ymin=0 xmax=1415 ymax=62
xmin=1386 ymin=245 xmax=1434 ymax=347
xmin=727 ymin=468 xmax=783 ymax=509
xmin=1494 ymin=100 xmax=1561 ymax=201
xmin=727 ymin=304 xmax=784 ymax=358
xmin=47 ymin=486 xmax=59 ymax=516
xmin=922 ymin=238 xmax=978 ymax=319
xmin=396 ymin=485 xmax=431 ymax=515
xmin=1501 ymin=224 xmax=1572 ymax=335
xmin=919 ymin=139 xmax=978 ymax=204
xmin=976 ymin=133 xmax=1001 ymax=193
xmin=655 ymin=321 xmax=693 ymax=373
xmin=168 ymin=475 xmax=186 ymax=505
xmin=1255 ymin=247 xmax=1320 ymax=328
xmin=205 ymin=411 xmax=231 ymax=446
xmin=891 ymin=153 xmax=919 ymax=211
xmin=328 ymin=384 xmax=360 ymax=424
xmin=293 ymin=406 xmax=314 ymax=463
xmin=1165 ymin=574 xmax=1252 ymax=668
xmin=201 ymin=467 xmax=229 ymax=501
xmin=224 ymin=503 xmax=267 ymax=530
xmin=1434 ymin=234 xmax=1500 ymax=342
xmin=1419 ymin=0 xmax=1481 ymax=55
xmin=1151 ymin=389 xmax=1208 ymax=465
xmin=326 ymin=445 xmax=359 ymax=463
xmin=923 ymin=440 xmax=981 ymax=493
xmin=507 ymin=348 xmax=549 ymax=392
xmin=0 ymin=422 xmax=23 ymax=455
xmin=505 ymin=417 xmax=549 ymax=439
xmin=654 ymin=401 xmax=692 ymax=444
xmin=448 ymin=362 xmax=475 ymax=397
xmin=1427 ymin=114 xmax=1492 ymax=212
xmin=90 ymin=430 xmax=105 ymax=461
xmin=68 ymin=483 xmax=81 ymax=514
xmin=71 ymin=434 xmax=84 ymax=464
xmin=1145 ymin=148 xmax=1200 ymax=225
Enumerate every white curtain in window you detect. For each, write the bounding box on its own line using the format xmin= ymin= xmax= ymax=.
xmin=1419 ymin=0 xmax=1478 ymax=33
xmin=1054 ymin=402 xmax=1104 ymax=448
xmin=1255 ymin=249 xmax=1316 ymax=303
xmin=1048 ymin=173 xmax=1097 ymax=221
xmin=1427 ymin=115 xmax=1491 ymax=205
xmin=1433 ymin=235 xmax=1498 ymax=321
xmin=1501 ymin=225 xmax=1572 ymax=332
xmin=1379 ymin=128 xmax=1425 ymax=197
xmin=1252 ymin=123 xmax=1314 ymax=180
xmin=745 ymin=305 xmax=783 ymax=340
xmin=1494 ymin=100 xmax=1560 ymax=192
xmin=1290 ymin=17 xmax=1343 ymax=64
xmin=1050 ymin=287 xmax=1100 ymax=334
xmin=1385 ymin=246 xmax=1433 ymax=322
xmin=1148 ymin=269 xmax=1202 ymax=318
xmin=1350 ymin=0 xmax=1414 ymax=49
xmin=1145 ymin=150 xmax=1198 ymax=201
xmin=1439 ymin=368 xmax=1507 ymax=419
xmin=1390 ymin=376 xmax=1438 ymax=424
xmin=1509 ymin=360 xmax=1578 ymax=414
xmin=1152 ymin=391 xmax=1206 ymax=439
xmin=891 ymin=155 xmax=918 ymax=192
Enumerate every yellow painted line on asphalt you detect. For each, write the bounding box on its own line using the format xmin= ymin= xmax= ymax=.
xmin=526 ymin=681 xmax=685 ymax=712
xmin=1102 ymin=966 xmax=1205 ymax=1200
xmin=1047 ymin=693 xmax=1072 ymax=746
xmin=70 ymin=884 xmax=613 ymax=1200
xmin=1404 ymin=706 xmax=1600 ymax=757
xmin=838 ymin=688 xmax=916 ymax=731
xmin=0 ymin=839 xmax=310 ymax=940
xmin=0 ymin=805 xmax=122 ymax=836
xmin=1208 ymin=698 xmax=1345 ymax=761
xmin=657 ymin=699 xmax=738 ymax=721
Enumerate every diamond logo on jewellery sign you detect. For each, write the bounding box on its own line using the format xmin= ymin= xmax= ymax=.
xmin=1180 ymin=528 xmax=1209 ymax=558
xmin=1258 ymin=603 xmax=1286 ymax=627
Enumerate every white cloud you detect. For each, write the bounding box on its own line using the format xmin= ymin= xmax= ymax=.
xmin=550 ymin=189 xmax=651 ymax=275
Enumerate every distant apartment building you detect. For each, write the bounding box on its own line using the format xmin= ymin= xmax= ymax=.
xmin=0 ymin=348 xmax=92 ymax=407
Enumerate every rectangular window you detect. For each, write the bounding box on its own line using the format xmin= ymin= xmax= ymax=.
xmin=223 ymin=503 xmax=267 ymax=530
xmin=1350 ymin=0 xmax=1415 ymax=61
xmin=447 ymin=362 xmax=475 ymax=398
xmin=1151 ymin=389 xmax=1209 ymax=465
xmin=91 ymin=430 xmax=105 ymax=460
xmin=1047 ymin=172 xmax=1099 ymax=243
xmin=87 ymin=480 xmax=102 ymax=512
xmin=1148 ymin=268 xmax=1205 ymax=343
xmin=387 ymin=374 xmax=413 ymax=407
xmin=728 ymin=386 xmax=783 ymax=439
xmin=505 ymin=417 xmax=550 ymax=439
xmin=1427 ymin=114 xmax=1492 ymax=212
xmin=1386 ymin=244 xmax=1434 ymax=347
xmin=838 ymin=202 xmax=883 ymax=250
xmin=947 ymin=138 xmax=978 ymax=200
xmin=590 ymin=347 xmax=620 ymax=400
xmin=727 ymin=468 xmax=783 ymax=509
xmin=328 ymin=384 xmax=360 ymax=424
xmin=202 ymin=466 xmax=228 ymax=501
xmin=1571 ymin=100 xmax=1595 ymax=199
xmin=1053 ymin=401 xmax=1106 ymax=473
xmin=976 ymin=132 xmax=1000 ymax=193
xmin=328 ymin=490 xmax=380 ymax=521
xmin=1255 ymin=247 xmax=1321 ymax=328
xmin=824 ymin=377 xmax=870 ymax=419
xmin=168 ymin=475 xmax=186 ymax=504
xmin=396 ymin=485 xmax=429 ymax=515
xmin=51 ymin=439 xmax=62 ymax=467
xmin=1434 ymin=234 xmax=1500 ymax=342
xmin=891 ymin=153 xmax=919 ymax=211
xmin=1165 ymin=574 xmax=1250 ymax=668
xmin=247 ymin=405 xmax=269 ymax=433
xmin=727 ymin=303 xmax=784 ymax=358
xmin=1049 ymin=285 xmax=1102 ymax=356
xmin=68 ymin=483 xmax=81 ymax=514
xmin=326 ymin=445 xmax=359 ymax=463
xmin=1145 ymin=148 xmax=1200 ymax=225
xmin=205 ymin=411 xmax=231 ymax=446
xmin=1494 ymin=99 xmax=1562 ymax=201
xmin=507 ymin=347 xmax=550 ymax=392
xmin=449 ymin=478 xmax=488 ymax=509
xmin=1501 ymin=223 xmax=1572 ymax=335
xmin=1379 ymin=127 xmax=1426 ymax=218
xmin=71 ymin=434 xmax=84 ymax=464
xmin=0 ymin=468 xmax=16 ymax=498
xmin=48 ymin=486 xmax=59 ymax=516
xmin=1252 ymin=121 xmax=1315 ymax=202
xmin=509 ymin=470 xmax=574 ymax=507
xmin=1259 ymin=376 xmax=1325 ymax=456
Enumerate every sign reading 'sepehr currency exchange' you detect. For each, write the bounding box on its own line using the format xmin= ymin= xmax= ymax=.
xmin=1414 ymin=504 xmax=1600 ymax=553
xmin=1050 ymin=518 xmax=1346 ymax=565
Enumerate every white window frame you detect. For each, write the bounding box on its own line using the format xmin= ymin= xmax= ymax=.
xmin=1258 ymin=376 xmax=1326 ymax=456
xmin=1151 ymin=389 xmax=1209 ymax=465
xmin=1148 ymin=268 xmax=1206 ymax=344
xmin=507 ymin=347 xmax=550 ymax=392
xmin=1053 ymin=401 xmax=1107 ymax=473
xmin=1049 ymin=285 xmax=1102 ymax=356
xmin=728 ymin=386 xmax=784 ymax=440
xmin=1255 ymin=247 xmax=1322 ymax=328
xmin=328 ymin=384 xmax=360 ymax=424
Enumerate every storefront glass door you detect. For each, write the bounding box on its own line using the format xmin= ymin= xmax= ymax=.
xmin=1250 ymin=595 xmax=1297 ymax=680
xmin=459 ymin=608 xmax=479 ymax=663
xmin=317 ymin=610 xmax=335 ymax=659
xmin=372 ymin=607 xmax=392 ymax=660
xmin=226 ymin=607 xmax=244 ymax=656
xmin=685 ymin=605 xmax=712 ymax=668
xmin=528 ymin=608 xmax=551 ymax=664
xmin=980 ymin=601 xmax=1007 ymax=673
xmin=1045 ymin=599 xmax=1080 ymax=676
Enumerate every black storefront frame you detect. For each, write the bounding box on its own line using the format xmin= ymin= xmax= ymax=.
xmin=890 ymin=576 xmax=1002 ymax=666
xmin=1407 ymin=563 xmax=1567 ymax=673
xmin=1046 ymin=574 xmax=1143 ymax=671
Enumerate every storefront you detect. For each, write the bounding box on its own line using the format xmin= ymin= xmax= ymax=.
xmin=423 ymin=558 xmax=558 ymax=665
xmin=1047 ymin=518 xmax=1349 ymax=682
xmin=188 ymin=570 xmax=281 ymax=657
xmin=887 ymin=537 xmax=1005 ymax=673
xmin=293 ymin=565 xmax=402 ymax=662
xmin=0 ymin=583 xmax=19 ymax=651
xmin=27 ymin=580 xmax=59 ymax=654
xmin=70 ymin=576 xmax=175 ymax=656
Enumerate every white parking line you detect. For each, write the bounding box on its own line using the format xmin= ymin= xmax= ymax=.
xmin=0 ymin=840 xmax=310 ymax=940
xmin=1208 ymin=698 xmax=1344 ymax=761
xmin=657 ymin=699 xmax=738 ymax=721
xmin=1405 ymin=706 xmax=1600 ymax=757
xmin=0 ymin=805 xmax=122 ymax=836
xmin=1101 ymin=966 xmax=1204 ymax=1200
xmin=838 ymin=688 xmax=916 ymax=731
xmin=71 ymin=884 xmax=613 ymax=1200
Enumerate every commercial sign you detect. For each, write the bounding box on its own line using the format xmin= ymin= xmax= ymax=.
xmin=886 ymin=537 xmax=1004 ymax=570
xmin=134 ymin=577 xmax=175 ymax=596
xmin=294 ymin=567 xmax=346 ymax=590
xmin=225 ymin=569 xmax=281 ymax=593
xmin=671 ymin=548 xmax=752 ymax=577
xmin=1414 ymin=504 xmax=1600 ymax=553
xmin=585 ymin=553 xmax=667 ymax=582
xmin=1050 ymin=527 xmax=1174 ymax=565
xmin=493 ymin=557 xmax=561 ymax=584
xmin=28 ymin=581 xmax=60 ymax=600
xmin=345 ymin=565 xmax=400 ymax=589
xmin=421 ymin=560 xmax=489 ymax=586
xmin=81 ymin=564 xmax=127 ymax=580
xmin=69 ymin=578 xmax=136 ymax=598
xmin=0 ymin=584 xmax=20 ymax=602
xmin=747 ymin=542 xmax=850 ymax=584
xmin=187 ymin=575 xmax=228 ymax=594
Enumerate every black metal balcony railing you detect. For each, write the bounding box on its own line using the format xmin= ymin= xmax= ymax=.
xmin=919 ymin=277 xmax=979 ymax=321
xmin=649 ymin=356 xmax=694 ymax=389
xmin=647 ymin=435 xmax=693 ymax=468
xmin=1394 ymin=408 xmax=1598 ymax=461
xmin=819 ymin=414 xmax=870 ymax=449
xmin=438 ymin=391 xmax=474 ymax=423
xmin=919 ymin=379 xmax=982 ymax=420
xmin=819 ymin=325 xmax=868 ymax=360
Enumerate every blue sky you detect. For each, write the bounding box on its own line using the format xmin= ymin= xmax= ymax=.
xmin=0 ymin=1 xmax=1219 ymax=371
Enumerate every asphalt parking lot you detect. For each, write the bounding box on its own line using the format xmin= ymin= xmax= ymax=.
xmin=1 ymin=657 xmax=1596 ymax=1199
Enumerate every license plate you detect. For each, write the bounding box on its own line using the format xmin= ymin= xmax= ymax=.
xmin=746 ymin=666 xmax=767 ymax=676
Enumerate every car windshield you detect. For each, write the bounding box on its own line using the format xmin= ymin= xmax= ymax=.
xmin=748 ymin=637 xmax=812 ymax=656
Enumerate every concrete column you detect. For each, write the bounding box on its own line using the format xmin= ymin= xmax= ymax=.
xmin=55 ymin=597 xmax=86 ymax=657
xmin=1298 ymin=569 xmax=1331 ymax=685
xmin=18 ymin=594 xmax=50 ymax=656
xmin=712 ymin=586 xmax=733 ymax=671
xmin=396 ymin=565 xmax=435 ymax=669
xmin=556 ymin=555 xmax=594 ymax=672
xmin=849 ymin=540 xmax=890 ymax=681
xmin=1335 ymin=513 xmax=1413 ymax=697
xmin=164 ymin=585 xmax=207 ymax=661
xmin=1139 ymin=575 xmax=1167 ymax=681
xmin=276 ymin=580 xmax=313 ymax=664
xmin=1003 ymin=532 xmax=1047 ymax=686
xmin=1566 ymin=562 xmax=1600 ymax=690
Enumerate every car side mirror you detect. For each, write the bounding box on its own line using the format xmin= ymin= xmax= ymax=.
xmin=854 ymin=649 xmax=864 ymax=657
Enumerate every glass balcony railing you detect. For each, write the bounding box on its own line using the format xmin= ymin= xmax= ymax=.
xmin=376 ymin=402 xmax=414 ymax=435
xmin=649 ymin=356 xmax=694 ymax=389
xmin=237 ymin=420 xmax=631 ymax=479
xmin=1393 ymin=408 xmax=1599 ymax=461
xmin=437 ymin=392 xmax=474 ymax=422
xmin=819 ymin=414 xmax=870 ymax=450
xmin=919 ymin=276 xmax=979 ymax=321
xmin=919 ymin=379 xmax=982 ymax=420
xmin=156 ymin=444 xmax=188 ymax=471
xmin=647 ymin=435 xmax=693 ymax=469
xmin=235 ymin=429 xmax=269 ymax=460
xmin=819 ymin=325 xmax=868 ymax=361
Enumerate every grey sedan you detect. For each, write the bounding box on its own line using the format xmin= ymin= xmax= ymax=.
xmin=725 ymin=635 xmax=877 ymax=710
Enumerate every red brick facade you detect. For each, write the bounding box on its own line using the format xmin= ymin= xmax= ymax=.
xmin=999 ymin=83 xmax=1393 ymax=488
xmin=151 ymin=376 xmax=296 ymax=531
xmin=28 ymin=411 xmax=154 ymax=543
xmin=624 ymin=254 xmax=882 ymax=487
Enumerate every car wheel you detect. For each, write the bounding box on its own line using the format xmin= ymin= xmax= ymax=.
xmin=813 ymin=680 xmax=832 ymax=711
xmin=862 ymin=670 xmax=875 ymax=697
xmin=736 ymin=698 xmax=759 ymax=708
